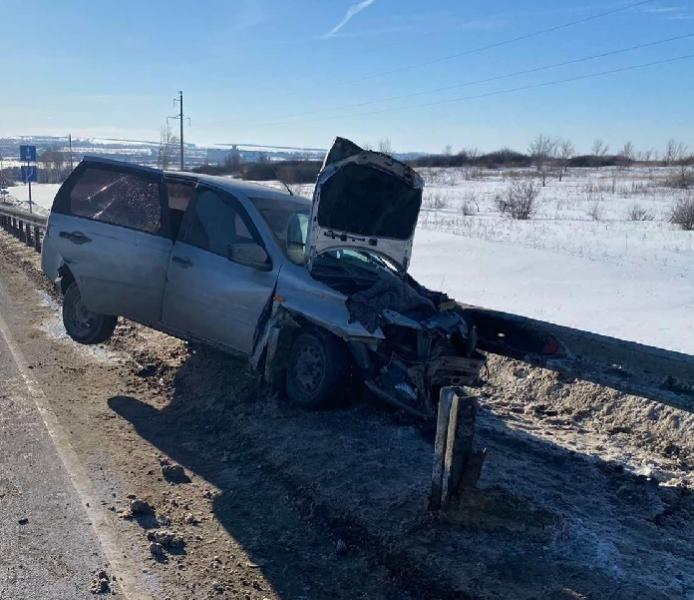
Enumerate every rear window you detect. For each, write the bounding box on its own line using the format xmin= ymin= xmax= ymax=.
xmin=69 ymin=167 xmax=162 ymax=233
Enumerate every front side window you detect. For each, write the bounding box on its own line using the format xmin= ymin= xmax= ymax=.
xmin=69 ymin=166 xmax=162 ymax=233
xmin=249 ymin=196 xmax=310 ymax=264
xmin=183 ymin=188 xmax=270 ymax=269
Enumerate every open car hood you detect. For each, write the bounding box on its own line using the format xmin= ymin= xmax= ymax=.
xmin=307 ymin=137 xmax=424 ymax=272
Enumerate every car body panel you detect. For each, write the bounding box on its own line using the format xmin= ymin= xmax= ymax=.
xmin=43 ymin=212 xmax=172 ymax=323
xmin=274 ymin=260 xmax=384 ymax=342
xmin=161 ymin=240 xmax=278 ymax=354
xmin=307 ymin=137 xmax=424 ymax=273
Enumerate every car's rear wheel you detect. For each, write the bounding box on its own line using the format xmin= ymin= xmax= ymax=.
xmin=286 ymin=328 xmax=348 ymax=409
xmin=62 ymin=282 xmax=117 ymax=345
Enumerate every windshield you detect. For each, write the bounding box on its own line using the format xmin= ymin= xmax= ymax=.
xmin=249 ymin=196 xmax=310 ymax=265
xmin=313 ymin=248 xmax=397 ymax=277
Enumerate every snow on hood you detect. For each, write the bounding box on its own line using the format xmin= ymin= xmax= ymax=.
xmin=306 ymin=137 xmax=424 ymax=272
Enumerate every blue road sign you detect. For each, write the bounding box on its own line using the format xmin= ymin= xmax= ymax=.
xmin=21 ymin=166 xmax=38 ymax=183
xmin=20 ymin=145 xmax=37 ymax=162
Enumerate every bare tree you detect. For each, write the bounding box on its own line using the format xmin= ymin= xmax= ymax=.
xmin=528 ymin=134 xmax=557 ymax=186
xmin=591 ymin=139 xmax=609 ymax=157
xmin=461 ymin=147 xmax=480 ymax=161
xmin=377 ymin=138 xmax=393 ymax=154
xmin=223 ymin=146 xmax=242 ymax=173
xmin=617 ymin=141 xmax=635 ymax=170
xmin=640 ymin=148 xmax=657 ymax=163
xmin=37 ymin=146 xmax=68 ymax=183
xmin=557 ymin=138 xmax=575 ymax=181
xmin=664 ymin=139 xmax=688 ymax=165
xmin=158 ymin=124 xmax=179 ymax=170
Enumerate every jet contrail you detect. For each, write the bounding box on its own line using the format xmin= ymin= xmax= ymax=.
xmin=325 ymin=0 xmax=378 ymax=37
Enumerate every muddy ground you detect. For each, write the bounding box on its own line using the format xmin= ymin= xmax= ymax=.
xmin=0 ymin=230 xmax=692 ymax=600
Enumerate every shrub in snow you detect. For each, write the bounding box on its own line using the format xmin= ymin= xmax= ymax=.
xmin=496 ymin=179 xmax=539 ymax=220
xmin=424 ymin=192 xmax=449 ymax=210
xmin=670 ymin=195 xmax=694 ymax=230
xmin=461 ymin=192 xmax=479 ymax=216
xmin=665 ymin=168 xmax=694 ymax=189
xmin=587 ymin=202 xmax=604 ymax=221
xmin=626 ymin=204 xmax=655 ymax=222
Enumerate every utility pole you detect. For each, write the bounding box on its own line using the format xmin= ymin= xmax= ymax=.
xmin=172 ymin=91 xmax=185 ymax=170
xmin=68 ymin=133 xmax=74 ymax=170
xmin=167 ymin=91 xmax=189 ymax=171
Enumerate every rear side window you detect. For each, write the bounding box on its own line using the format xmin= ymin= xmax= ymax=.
xmin=69 ymin=167 xmax=162 ymax=233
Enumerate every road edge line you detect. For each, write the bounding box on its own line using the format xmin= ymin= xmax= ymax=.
xmin=0 ymin=306 xmax=154 ymax=600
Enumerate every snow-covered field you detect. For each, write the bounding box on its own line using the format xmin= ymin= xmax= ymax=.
xmin=4 ymin=167 xmax=693 ymax=354
xmin=4 ymin=183 xmax=59 ymax=214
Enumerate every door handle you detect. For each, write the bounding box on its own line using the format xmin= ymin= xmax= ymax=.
xmin=172 ymin=255 xmax=193 ymax=268
xmin=59 ymin=231 xmax=92 ymax=244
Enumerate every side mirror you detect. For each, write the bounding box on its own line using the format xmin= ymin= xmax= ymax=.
xmin=286 ymin=212 xmax=309 ymax=265
xmin=228 ymin=243 xmax=272 ymax=271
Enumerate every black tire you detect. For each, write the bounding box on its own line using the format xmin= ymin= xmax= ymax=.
xmin=62 ymin=282 xmax=117 ymax=345
xmin=286 ymin=328 xmax=349 ymax=410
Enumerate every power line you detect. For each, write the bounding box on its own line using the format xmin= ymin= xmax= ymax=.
xmin=243 ymin=0 xmax=657 ymax=105
xmin=250 ymin=32 xmax=693 ymax=126
xmin=260 ymin=52 xmax=694 ymax=127
xmin=349 ymin=0 xmax=658 ymax=82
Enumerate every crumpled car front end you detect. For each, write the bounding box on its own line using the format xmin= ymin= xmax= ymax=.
xmin=310 ymin=251 xmax=484 ymax=418
xmin=254 ymin=136 xmax=484 ymax=418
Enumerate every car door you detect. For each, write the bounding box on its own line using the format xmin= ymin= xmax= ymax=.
xmin=48 ymin=161 xmax=172 ymax=325
xmin=161 ymin=185 xmax=278 ymax=355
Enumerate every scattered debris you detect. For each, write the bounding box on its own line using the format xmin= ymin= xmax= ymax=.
xmin=183 ymin=512 xmax=200 ymax=525
xmin=147 ymin=529 xmax=185 ymax=550
xmin=149 ymin=542 xmax=165 ymax=558
xmin=161 ymin=463 xmax=188 ymax=483
xmin=130 ymin=498 xmax=154 ymax=515
xmin=89 ymin=569 xmax=110 ymax=594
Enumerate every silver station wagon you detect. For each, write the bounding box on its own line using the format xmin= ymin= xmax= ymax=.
xmin=41 ymin=138 xmax=483 ymax=418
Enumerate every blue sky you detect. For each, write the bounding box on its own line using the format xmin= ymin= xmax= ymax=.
xmin=1 ymin=0 xmax=693 ymax=153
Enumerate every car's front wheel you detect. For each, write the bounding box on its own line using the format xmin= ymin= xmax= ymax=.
xmin=62 ymin=282 xmax=117 ymax=345
xmin=285 ymin=328 xmax=348 ymax=409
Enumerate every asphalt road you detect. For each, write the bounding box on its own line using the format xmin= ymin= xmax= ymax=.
xmin=0 ymin=310 xmax=108 ymax=599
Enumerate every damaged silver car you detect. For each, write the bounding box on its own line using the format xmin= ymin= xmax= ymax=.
xmin=41 ymin=138 xmax=484 ymax=418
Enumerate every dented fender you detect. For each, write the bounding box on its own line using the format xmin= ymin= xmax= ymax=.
xmin=250 ymin=261 xmax=383 ymax=376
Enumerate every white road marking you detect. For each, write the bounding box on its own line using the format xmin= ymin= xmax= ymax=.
xmin=0 ymin=305 xmax=153 ymax=600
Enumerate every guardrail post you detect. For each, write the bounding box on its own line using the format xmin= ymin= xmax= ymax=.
xmin=33 ymin=226 xmax=42 ymax=252
xmin=0 ymin=209 xmax=48 ymax=250
xmin=429 ymin=387 xmax=486 ymax=511
xmin=24 ymin=222 xmax=33 ymax=247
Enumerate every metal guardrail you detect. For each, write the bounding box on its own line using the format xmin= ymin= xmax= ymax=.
xmin=0 ymin=205 xmax=48 ymax=253
xmin=463 ymin=307 xmax=694 ymax=414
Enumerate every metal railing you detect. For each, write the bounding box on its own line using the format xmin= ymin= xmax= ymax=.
xmin=0 ymin=205 xmax=48 ymax=253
